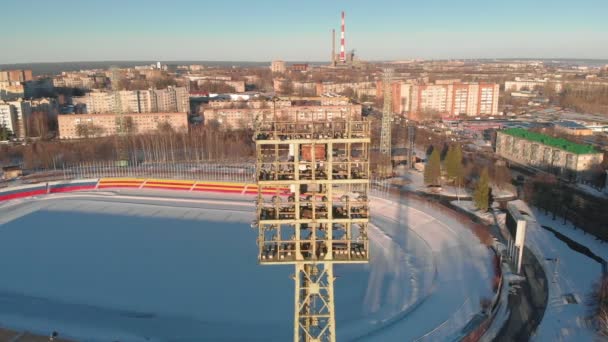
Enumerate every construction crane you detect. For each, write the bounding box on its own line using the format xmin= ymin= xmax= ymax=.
xmin=379 ymin=68 xmax=394 ymax=177
xmin=110 ymin=67 xmax=128 ymax=166
xmin=254 ymin=118 xmax=371 ymax=342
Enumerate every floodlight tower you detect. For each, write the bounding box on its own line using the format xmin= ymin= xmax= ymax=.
xmin=110 ymin=67 xmax=128 ymax=165
xmin=254 ymin=115 xmax=371 ymax=342
xmin=379 ymin=68 xmax=394 ymax=177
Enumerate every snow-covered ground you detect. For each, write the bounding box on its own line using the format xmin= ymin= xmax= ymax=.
xmin=506 ymin=201 xmax=604 ymax=341
xmin=393 ymin=166 xmax=516 ymax=200
xmin=0 ymin=190 xmax=495 ymax=341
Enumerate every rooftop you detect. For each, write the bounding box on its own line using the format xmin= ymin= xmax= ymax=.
xmin=501 ymin=128 xmax=600 ymax=155
xmin=555 ymin=120 xmax=587 ymax=129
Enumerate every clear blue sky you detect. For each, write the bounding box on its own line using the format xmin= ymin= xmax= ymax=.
xmin=2 ymin=0 xmax=607 ymax=63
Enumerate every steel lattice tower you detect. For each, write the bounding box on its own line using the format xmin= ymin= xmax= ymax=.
xmin=110 ymin=67 xmax=128 ymax=165
xmin=379 ymin=68 xmax=394 ymax=176
xmin=254 ymin=118 xmax=371 ymax=342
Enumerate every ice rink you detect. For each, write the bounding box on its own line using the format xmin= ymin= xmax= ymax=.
xmin=0 ymin=191 xmax=494 ymax=341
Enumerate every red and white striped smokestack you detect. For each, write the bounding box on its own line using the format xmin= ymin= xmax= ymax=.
xmin=340 ymin=11 xmax=346 ymax=62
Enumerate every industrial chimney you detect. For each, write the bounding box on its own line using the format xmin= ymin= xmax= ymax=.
xmin=340 ymin=11 xmax=346 ymax=62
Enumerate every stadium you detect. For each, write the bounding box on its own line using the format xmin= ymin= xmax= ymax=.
xmin=0 ymin=175 xmax=500 ymax=341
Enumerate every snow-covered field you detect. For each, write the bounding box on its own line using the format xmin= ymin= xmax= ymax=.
xmin=0 ymin=190 xmax=494 ymax=341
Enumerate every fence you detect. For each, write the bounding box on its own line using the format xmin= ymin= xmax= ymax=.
xmin=20 ymin=161 xmax=255 ymax=184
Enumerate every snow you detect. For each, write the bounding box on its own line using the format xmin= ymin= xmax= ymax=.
xmin=451 ymin=200 xmax=495 ymax=224
xmin=0 ymin=190 xmax=495 ymax=341
xmin=507 ymin=200 xmax=603 ymax=341
xmin=393 ymin=167 xmax=515 ymax=200
xmin=531 ymin=207 xmax=608 ymax=262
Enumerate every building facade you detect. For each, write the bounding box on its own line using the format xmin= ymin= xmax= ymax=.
xmin=74 ymin=87 xmax=189 ymax=114
xmin=0 ymin=99 xmax=31 ymax=139
xmin=376 ymin=80 xmax=499 ymax=117
xmin=203 ymin=104 xmax=362 ymax=129
xmin=270 ymin=60 xmax=287 ymax=73
xmin=0 ymin=103 xmax=15 ymax=136
xmin=410 ymin=81 xmax=500 ymax=117
xmin=505 ymin=78 xmax=563 ymax=93
xmin=58 ymin=112 xmax=188 ymax=139
xmin=0 ymin=70 xmax=33 ymax=83
xmin=496 ymin=128 xmax=603 ymax=179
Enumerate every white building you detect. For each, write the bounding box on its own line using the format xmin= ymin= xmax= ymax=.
xmin=270 ymin=60 xmax=287 ymax=73
xmin=0 ymin=103 xmax=16 ymax=136
xmin=505 ymin=78 xmax=563 ymax=93
xmin=0 ymin=99 xmax=31 ymax=139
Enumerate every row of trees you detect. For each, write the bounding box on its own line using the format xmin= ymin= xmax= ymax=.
xmin=522 ymin=173 xmax=608 ymax=241
xmin=423 ymin=144 xmax=495 ymax=211
xmin=560 ymin=84 xmax=608 ymax=115
xmin=424 ymin=145 xmax=466 ymax=187
xmin=1 ymin=125 xmax=255 ymax=169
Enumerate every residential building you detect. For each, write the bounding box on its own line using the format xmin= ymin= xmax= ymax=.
xmin=496 ymin=128 xmax=603 ymax=179
xmin=73 ymin=87 xmax=189 ymax=114
xmin=57 ymin=112 xmax=188 ymax=139
xmin=0 ymin=99 xmax=31 ymax=139
xmin=289 ymin=64 xmax=309 ymax=72
xmin=203 ymin=103 xmax=362 ymax=129
xmin=317 ymin=81 xmax=376 ymax=98
xmin=0 ymin=83 xmax=25 ymax=100
xmin=0 ymin=103 xmax=15 ymax=135
xmin=505 ymin=78 xmax=563 ymax=93
xmin=270 ymin=60 xmax=287 ymax=73
xmin=408 ymin=81 xmax=500 ymax=117
xmin=376 ymin=80 xmax=412 ymax=114
xmin=0 ymin=70 xmax=33 ymax=83
xmin=53 ymin=72 xmax=106 ymax=89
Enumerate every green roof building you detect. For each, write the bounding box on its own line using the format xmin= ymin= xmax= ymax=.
xmin=496 ymin=128 xmax=603 ymax=178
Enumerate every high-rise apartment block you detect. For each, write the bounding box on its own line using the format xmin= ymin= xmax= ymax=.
xmin=378 ymin=80 xmax=500 ymax=117
xmin=0 ymin=99 xmax=31 ymax=139
xmin=0 ymin=70 xmax=33 ymax=83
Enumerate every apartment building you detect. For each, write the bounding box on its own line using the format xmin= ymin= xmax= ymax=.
xmin=505 ymin=78 xmax=563 ymax=93
xmin=0 ymin=103 xmax=15 ymax=136
xmin=53 ymin=72 xmax=104 ymax=89
xmin=208 ymin=99 xmax=292 ymax=109
xmin=496 ymin=128 xmax=603 ymax=179
xmin=0 ymin=70 xmax=33 ymax=83
xmin=0 ymin=99 xmax=31 ymax=139
xmin=409 ymin=81 xmax=500 ymax=117
xmin=58 ymin=112 xmax=188 ymax=139
xmin=270 ymin=60 xmax=287 ymax=73
xmin=376 ymin=80 xmax=499 ymax=117
xmin=74 ymin=87 xmax=189 ymax=114
xmin=203 ymin=104 xmax=362 ymax=129
xmin=0 ymin=83 xmax=24 ymax=100
xmin=316 ymin=81 xmax=376 ymax=97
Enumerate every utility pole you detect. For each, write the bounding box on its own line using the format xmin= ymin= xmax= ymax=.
xmin=379 ymin=68 xmax=393 ymax=178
